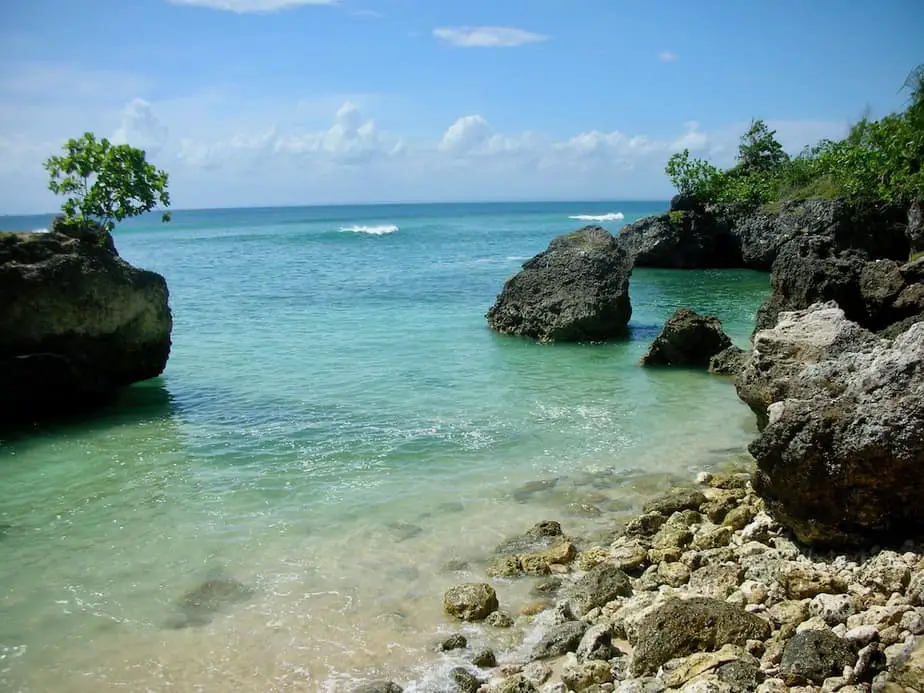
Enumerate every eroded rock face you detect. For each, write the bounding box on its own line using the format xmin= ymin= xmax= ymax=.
xmin=487 ymin=226 xmax=632 ymax=342
xmin=641 ymin=308 xmax=733 ymax=368
xmin=617 ymin=212 xmax=741 ymax=269
xmin=737 ymin=302 xmax=924 ymax=547
xmin=0 ymin=222 xmax=172 ymax=422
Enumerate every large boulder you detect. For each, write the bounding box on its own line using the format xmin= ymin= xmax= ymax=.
xmin=641 ymin=308 xmax=733 ymax=368
xmin=738 ymin=302 xmax=924 ymax=546
xmin=0 ymin=222 xmax=172 ymax=422
xmin=629 ymin=597 xmax=771 ymax=675
xmin=617 ymin=211 xmax=741 ymax=269
xmin=487 ymin=226 xmax=632 ymax=342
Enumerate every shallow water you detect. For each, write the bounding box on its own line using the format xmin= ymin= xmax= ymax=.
xmin=0 ymin=202 xmax=768 ymax=691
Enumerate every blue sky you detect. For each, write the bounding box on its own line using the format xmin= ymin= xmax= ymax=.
xmin=0 ymin=0 xmax=922 ymax=213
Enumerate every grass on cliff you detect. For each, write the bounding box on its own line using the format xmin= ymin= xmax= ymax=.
xmin=666 ymin=65 xmax=924 ymax=211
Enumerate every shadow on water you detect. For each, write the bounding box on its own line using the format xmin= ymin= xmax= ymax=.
xmin=0 ymin=380 xmax=177 ymax=446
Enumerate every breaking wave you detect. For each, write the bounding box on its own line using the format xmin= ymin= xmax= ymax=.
xmin=568 ymin=212 xmax=625 ymax=222
xmin=339 ymin=224 xmax=399 ymax=235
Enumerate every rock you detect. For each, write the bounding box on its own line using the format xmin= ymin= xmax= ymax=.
xmin=471 ymin=648 xmax=497 ymax=667
xmin=495 ymin=521 xmax=564 ymax=556
xmin=531 ymin=578 xmax=563 ymax=596
xmin=450 ymin=668 xmax=481 ymax=693
xmin=520 ymin=541 xmax=578 ymax=575
xmin=909 ymin=570 xmax=924 ymax=607
xmin=708 ymin=346 xmax=748 ymax=376
xmin=643 ymin=489 xmax=707 ymax=516
xmin=661 ymin=645 xmax=744 ymax=688
xmin=351 ymin=682 xmax=403 ymax=693
xmin=577 ymin=623 xmax=618 ymax=662
xmin=443 ymin=583 xmax=499 ymax=621
xmin=687 ymin=563 xmax=744 ymax=600
xmin=567 ymin=563 xmax=632 ymax=616
xmin=691 ymin=525 xmax=734 ymax=551
xmin=845 ymin=625 xmax=881 ymax=648
xmin=439 ymin=633 xmax=467 ymax=651
xmin=779 ymin=562 xmax=848 ymax=599
xmin=780 ymin=630 xmax=856 ymax=685
xmin=166 ymin=569 xmax=255 ymax=629
xmin=630 ymin=597 xmax=772 ymax=675
xmin=901 ymin=608 xmax=924 ymax=635
xmin=716 ymin=659 xmax=765 ymax=690
xmin=651 ymin=523 xmax=693 ymax=552
xmin=0 ymin=223 xmax=172 ymax=422
xmin=561 ymin=654 xmax=613 ymax=690
xmin=617 ymin=211 xmax=741 ymax=269
xmin=530 ymin=620 xmax=588 ymax=661
xmin=626 ymin=512 xmax=668 ymax=538
xmin=722 ymin=504 xmax=755 ymax=531
xmin=656 ymin=561 xmax=691 ymax=587
xmin=614 ymin=678 xmax=666 ymax=693
xmin=610 ymin=541 xmax=649 ymax=574
xmin=859 ymin=551 xmax=912 ymax=595
xmin=488 ymin=556 xmax=523 ymax=578
xmin=487 ymin=611 xmax=514 ymax=628
xmin=810 ymin=593 xmax=857 ymax=626
xmin=521 ymin=662 xmax=552 ymax=686
xmin=740 ymin=303 xmax=924 ymax=546
xmin=755 ymin=679 xmax=788 ymax=693
xmin=891 ymin=637 xmax=924 ymax=689
xmin=486 ymin=226 xmax=632 ymax=342
xmin=641 ymin=308 xmax=733 ymax=368
xmin=496 ymin=674 xmax=537 ymax=693
xmin=853 ymin=642 xmax=888 ymax=683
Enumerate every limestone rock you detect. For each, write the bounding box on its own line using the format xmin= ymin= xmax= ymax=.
xmin=630 ymin=597 xmax=771 ymax=675
xmin=0 ymin=223 xmax=172 ymax=421
xmin=708 ymin=345 xmax=748 ymax=376
xmin=640 ymin=308 xmax=733 ymax=368
xmin=449 ymin=668 xmax=481 ymax=693
xmin=351 ymin=682 xmax=403 ymax=693
xmin=443 ymin=583 xmax=499 ymax=621
xmin=567 ymin=563 xmax=632 ymax=616
xmin=530 ymin=620 xmax=588 ymax=661
xmin=739 ymin=303 xmax=924 ymax=546
xmin=487 ymin=226 xmax=632 ymax=342
xmin=495 ymin=674 xmax=537 ymax=693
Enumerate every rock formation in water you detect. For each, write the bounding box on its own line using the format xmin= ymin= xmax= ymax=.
xmin=486 ymin=225 xmax=632 ymax=342
xmin=737 ymin=302 xmax=924 ymax=547
xmin=641 ymin=308 xmax=734 ymax=368
xmin=0 ymin=218 xmax=172 ymax=422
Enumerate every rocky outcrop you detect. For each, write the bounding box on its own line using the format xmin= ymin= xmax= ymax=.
xmin=737 ymin=302 xmax=924 ymax=546
xmin=640 ymin=308 xmax=734 ymax=368
xmin=616 ymin=211 xmax=742 ymax=269
xmin=0 ymin=221 xmax=172 ymax=422
xmin=486 ymin=226 xmax=632 ymax=342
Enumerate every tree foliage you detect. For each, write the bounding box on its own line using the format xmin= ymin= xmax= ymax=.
xmin=44 ymin=132 xmax=171 ymax=231
xmin=665 ymin=66 xmax=924 ymax=209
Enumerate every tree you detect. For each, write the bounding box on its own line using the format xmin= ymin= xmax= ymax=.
xmin=44 ymin=132 xmax=171 ymax=232
xmin=736 ymin=119 xmax=789 ymax=173
xmin=665 ymin=149 xmax=721 ymax=201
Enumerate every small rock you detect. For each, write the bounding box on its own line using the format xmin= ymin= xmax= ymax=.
xmin=740 ymin=580 xmax=770 ymax=605
xmin=657 ymin=560 xmax=691 ymax=587
xmin=488 ymin=556 xmax=523 ymax=578
xmin=716 ymin=658 xmax=765 ymax=690
xmin=643 ymin=489 xmax=707 ymax=516
xmin=740 ymin=513 xmax=779 ymax=544
xmin=578 ymin=547 xmax=611 ymax=571
xmin=444 ymin=583 xmax=499 ymax=621
xmin=859 ymin=551 xmax=911 ymax=596
xmin=610 ymin=542 xmax=649 ymax=574
xmin=568 ymin=563 xmax=632 ymax=617
xmin=625 ymin=512 xmax=668 ymax=538
xmin=522 ymin=661 xmax=552 ymax=686
xmin=892 ymin=636 xmax=924 ymax=689
xmin=450 ymin=668 xmax=481 ymax=693
xmin=900 ymin=608 xmax=924 ymax=635
xmin=561 ymin=653 xmax=614 ymax=691
xmin=651 ymin=524 xmax=693 ymax=552
xmin=797 ymin=616 xmax=832 ymax=633
xmin=438 ymin=634 xmax=467 ymax=651
xmin=688 ymin=563 xmax=745 ymax=599
xmin=692 ymin=525 xmax=734 ymax=551
xmin=487 ymin=611 xmax=515 ymax=628
xmin=844 ymin=625 xmax=880 ymax=648
xmin=852 ymin=642 xmax=887 ymax=683
xmin=780 ymin=630 xmax=856 ymax=685
xmin=723 ymin=504 xmax=756 ymax=531
xmin=530 ymin=620 xmax=588 ymax=661
xmin=907 ymin=569 xmax=924 ymax=606
xmin=755 ymin=679 xmax=788 ymax=693
xmin=780 ymin=562 xmax=848 ymax=600
xmin=577 ymin=623 xmax=618 ymax=662
xmin=811 ymin=593 xmax=857 ymax=626
xmin=661 ymin=645 xmax=743 ymax=688
xmin=496 ymin=674 xmax=538 ymax=693
xmin=471 ymin=648 xmax=496 ymax=667
xmin=531 ymin=578 xmax=563 ymax=596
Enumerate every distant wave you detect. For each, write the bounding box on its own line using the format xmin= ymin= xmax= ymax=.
xmin=506 ymin=256 xmax=529 ymax=261
xmin=339 ymin=224 xmax=398 ymax=235
xmin=32 ymin=228 xmax=49 ymax=233
xmin=568 ymin=212 xmax=625 ymax=222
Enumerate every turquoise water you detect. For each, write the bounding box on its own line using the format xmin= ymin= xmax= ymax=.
xmin=0 ymin=202 xmax=768 ymax=691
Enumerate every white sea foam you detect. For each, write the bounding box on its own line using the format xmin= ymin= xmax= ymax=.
xmin=31 ymin=228 xmax=49 ymax=233
xmin=339 ymin=224 xmax=399 ymax=235
xmin=568 ymin=212 xmax=625 ymax=222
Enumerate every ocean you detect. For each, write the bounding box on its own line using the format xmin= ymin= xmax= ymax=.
xmin=0 ymin=201 xmax=769 ymax=691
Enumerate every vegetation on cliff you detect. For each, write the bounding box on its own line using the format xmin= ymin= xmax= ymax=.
xmin=44 ymin=132 xmax=171 ymax=232
xmin=666 ymin=66 xmax=924 ymax=209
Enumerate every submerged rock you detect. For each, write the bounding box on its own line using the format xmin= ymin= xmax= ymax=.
xmin=0 ymin=221 xmax=172 ymax=422
xmin=487 ymin=226 xmax=632 ymax=342
xmin=351 ymin=682 xmax=403 ymax=693
xmin=165 ymin=569 xmax=255 ymax=629
xmin=641 ymin=308 xmax=733 ymax=368
xmin=739 ymin=302 xmax=924 ymax=546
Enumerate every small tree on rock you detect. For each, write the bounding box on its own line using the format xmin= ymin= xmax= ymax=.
xmin=736 ymin=119 xmax=789 ymax=173
xmin=44 ymin=132 xmax=171 ymax=232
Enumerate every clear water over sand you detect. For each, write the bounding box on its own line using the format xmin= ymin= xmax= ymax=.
xmin=0 ymin=202 xmax=768 ymax=691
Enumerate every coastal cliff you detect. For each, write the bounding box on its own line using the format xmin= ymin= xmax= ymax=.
xmin=0 ymin=219 xmax=172 ymax=422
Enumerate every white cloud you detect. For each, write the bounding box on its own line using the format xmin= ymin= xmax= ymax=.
xmin=166 ymin=0 xmax=336 ymax=12
xmin=433 ymin=26 xmax=548 ymax=48
xmin=112 ymin=99 xmax=169 ymax=154
xmin=658 ymin=50 xmax=678 ymax=62
xmin=671 ymin=121 xmax=708 ymax=152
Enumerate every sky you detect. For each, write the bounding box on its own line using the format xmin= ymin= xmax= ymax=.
xmin=0 ymin=0 xmax=922 ymax=213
